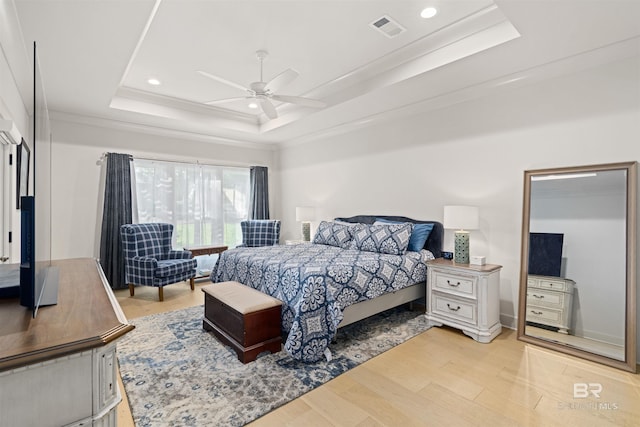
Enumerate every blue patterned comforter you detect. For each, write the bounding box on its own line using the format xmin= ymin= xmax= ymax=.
xmin=210 ymin=243 xmax=434 ymax=362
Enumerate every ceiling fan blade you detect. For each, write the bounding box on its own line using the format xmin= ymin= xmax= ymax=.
xmin=204 ymin=96 xmax=249 ymax=105
xmin=264 ymin=68 xmax=299 ymax=93
xmin=259 ymin=98 xmax=278 ymax=119
xmin=197 ymin=70 xmax=248 ymax=93
xmin=271 ymin=94 xmax=326 ymax=108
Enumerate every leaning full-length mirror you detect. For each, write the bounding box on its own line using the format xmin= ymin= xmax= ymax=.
xmin=518 ymin=162 xmax=637 ymax=372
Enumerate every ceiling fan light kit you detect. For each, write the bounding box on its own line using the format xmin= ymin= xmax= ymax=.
xmin=199 ymin=50 xmax=326 ymax=120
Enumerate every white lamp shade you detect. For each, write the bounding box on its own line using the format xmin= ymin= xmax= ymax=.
xmin=443 ymin=206 xmax=479 ymax=230
xmin=295 ymin=206 xmax=315 ymax=222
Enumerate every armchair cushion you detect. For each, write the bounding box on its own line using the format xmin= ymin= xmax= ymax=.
xmin=156 ymin=258 xmax=197 ymax=278
xmin=240 ymin=220 xmax=281 ymax=247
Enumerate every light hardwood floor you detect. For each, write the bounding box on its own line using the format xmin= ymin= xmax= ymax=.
xmin=115 ymin=282 xmax=640 ymax=426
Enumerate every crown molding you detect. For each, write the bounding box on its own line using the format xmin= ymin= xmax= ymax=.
xmin=279 ymin=37 xmax=640 ymax=149
xmin=49 ymin=110 xmax=277 ymax=151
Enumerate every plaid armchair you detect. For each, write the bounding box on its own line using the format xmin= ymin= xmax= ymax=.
xmin=239 ymin=220 xmax=281 ymax=247
xmin=121 ymin=223 xmax=197 ymax=301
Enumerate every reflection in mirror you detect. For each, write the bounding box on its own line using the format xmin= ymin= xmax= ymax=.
xmin=518 ymin=162 xmax=637 ymax=373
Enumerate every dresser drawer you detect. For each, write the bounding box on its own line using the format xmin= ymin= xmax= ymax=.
xmin=526 ymin=305 xmax=563 ymax=324
xmin=433 ymin=270 xmax=476 ymax=298
xmin=529 ymin=277 xmax=572 ymax=292
xmin=526 ymin=288 xmax=566 ymax=309
xmin=432 ymin=293 xmax=477 ymax=325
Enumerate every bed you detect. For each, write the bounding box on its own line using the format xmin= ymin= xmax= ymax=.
xmin=210 ymin=215 xmax=443 ymax=362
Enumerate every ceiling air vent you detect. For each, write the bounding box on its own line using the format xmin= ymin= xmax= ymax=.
xmin=370 ymin=15 xmax=406 ymax=38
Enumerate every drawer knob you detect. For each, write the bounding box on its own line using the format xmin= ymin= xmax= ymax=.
xmin=446 ymin=303 xmax=461 ymax=312
xmin=446 ymin=280 xmax=461 ymax=287
xmin=530 ymin=310 xmax=543 ymax=315
xmin=532 ymin=294 xmax=545 ymax=299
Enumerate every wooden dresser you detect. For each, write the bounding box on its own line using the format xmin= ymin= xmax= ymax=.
xmin=526 ymin=274 xmax=575 ymax=334
xmin=0 ymin=258 xmax=134 ymax=427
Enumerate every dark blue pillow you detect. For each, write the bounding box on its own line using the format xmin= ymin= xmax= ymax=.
xmin=374 ymin=218 xmax=434 ymax=252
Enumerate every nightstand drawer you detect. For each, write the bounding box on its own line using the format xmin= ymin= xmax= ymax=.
xmin=526 ymin=288 xmax=566 ymax=309
xmin=529 ymin=277 xmax=572 ymax=292
xmin=432 ymin=293 xmax=477 ymax=325
xmin=526 ymin=306 xmax=563 ymax=323
xmin=433 ymin=271 xmax=476 ymax=298
xmin=538 ymin=279 xmax=570 ymax=292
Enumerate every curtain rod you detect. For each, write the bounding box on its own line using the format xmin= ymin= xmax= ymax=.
xmin=98 ymin=152 xmax=266 ymax=169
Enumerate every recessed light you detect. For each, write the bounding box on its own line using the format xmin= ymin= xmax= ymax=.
xmin=248 ymin=102 xmax=258 ymax=109
xmin=420 ymin=7 xmax=437 ymax=19
xmin=147 ymin=77 xmax=161 ymax=86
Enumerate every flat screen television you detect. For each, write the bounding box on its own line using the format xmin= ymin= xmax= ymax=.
xmin=19 ymin=41 xmax=58 ymax=317
xmin=528 ymin=232 xmax=564 ymax=277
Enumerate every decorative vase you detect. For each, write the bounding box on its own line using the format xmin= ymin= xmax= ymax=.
xmin=454 ymin=231 xmax=470 ymax=264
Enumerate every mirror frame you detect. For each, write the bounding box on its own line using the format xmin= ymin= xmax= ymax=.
xmin=517 ymin=161 xmax=637 ymax=373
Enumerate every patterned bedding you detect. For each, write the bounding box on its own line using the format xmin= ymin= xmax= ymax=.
xmin=210 ymin=243 xmax=434 ymax=362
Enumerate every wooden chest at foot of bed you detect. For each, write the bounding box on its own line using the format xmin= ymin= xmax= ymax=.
xmin=202 ymin=281 xmax=282 ymax=363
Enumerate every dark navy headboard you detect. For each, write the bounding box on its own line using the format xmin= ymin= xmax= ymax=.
xmin=334 ymin=215 xmax=444 ymax=258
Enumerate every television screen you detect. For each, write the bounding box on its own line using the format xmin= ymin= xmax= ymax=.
xmin=528 ymin=232 xmax=564 ymax=277
xmin=19 ymin=196 xmax=35 ymax=309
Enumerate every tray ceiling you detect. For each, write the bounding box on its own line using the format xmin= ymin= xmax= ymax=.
xmin=13 ymin=0 xmax=640 ymax=145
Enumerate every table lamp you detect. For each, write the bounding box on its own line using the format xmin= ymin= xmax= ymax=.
xmin=295 ymin=207 xmax=315 ymax=241
xmin=443 ymin=205 xmax=479 ymax=264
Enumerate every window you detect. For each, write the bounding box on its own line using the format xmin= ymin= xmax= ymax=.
xmin=133 ymin=159 xmax=249 ymax=248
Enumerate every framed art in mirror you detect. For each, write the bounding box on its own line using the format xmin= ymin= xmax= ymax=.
xmin=517 ymin=161 xmax=637 ymax=373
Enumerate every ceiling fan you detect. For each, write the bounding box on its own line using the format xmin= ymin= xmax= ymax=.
xmin=198 ymin=50 xmax=326 ymax=120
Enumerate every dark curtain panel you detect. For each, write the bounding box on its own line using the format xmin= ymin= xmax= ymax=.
xmin=99 ymin=153 xmax=133 ymax=289
xmin=249 ymin=166 xmax=270 ymax=220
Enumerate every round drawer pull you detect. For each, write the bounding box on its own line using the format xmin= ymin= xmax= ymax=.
xmin=446 ymin=280 xmax=461 ymax=287
xmin=446 ymin=303 xmax=461 ymax=312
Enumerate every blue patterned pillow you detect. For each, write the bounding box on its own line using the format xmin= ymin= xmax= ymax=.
xmin=312 ymin=221 xmax=354 ymax=248
xmin=374 ymin=219 xmax=434 ymax=252
xmin=350 ymin=222 xmax=413 ymax=255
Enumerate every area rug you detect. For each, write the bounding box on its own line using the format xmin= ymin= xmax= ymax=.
xmin=117 ymin=304 xmax=431 ymax=426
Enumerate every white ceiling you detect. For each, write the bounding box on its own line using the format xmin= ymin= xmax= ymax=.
xmin=12 ymin=0 xmax=640 ymax=146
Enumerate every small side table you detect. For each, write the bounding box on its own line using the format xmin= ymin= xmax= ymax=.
xmin=184 ymin=245 xmax=228 ymax=285
xmin=426 ymin=258 xmax=502 ymax=343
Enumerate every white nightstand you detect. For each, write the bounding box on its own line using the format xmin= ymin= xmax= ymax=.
xmin=426 ymin=258 xmax=502 ymax=343
xmin=526 ymin=275 xmax=575 ymax=334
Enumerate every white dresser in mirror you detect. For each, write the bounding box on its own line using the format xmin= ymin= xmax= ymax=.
xmin=526 ymin=275 xmax=575 ymax=334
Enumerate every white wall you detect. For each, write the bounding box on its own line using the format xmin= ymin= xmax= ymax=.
xmin=50 ymin=118 xmax=277 ymax=260
xmin=277 ymin=57 xmax=640 ymax=343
